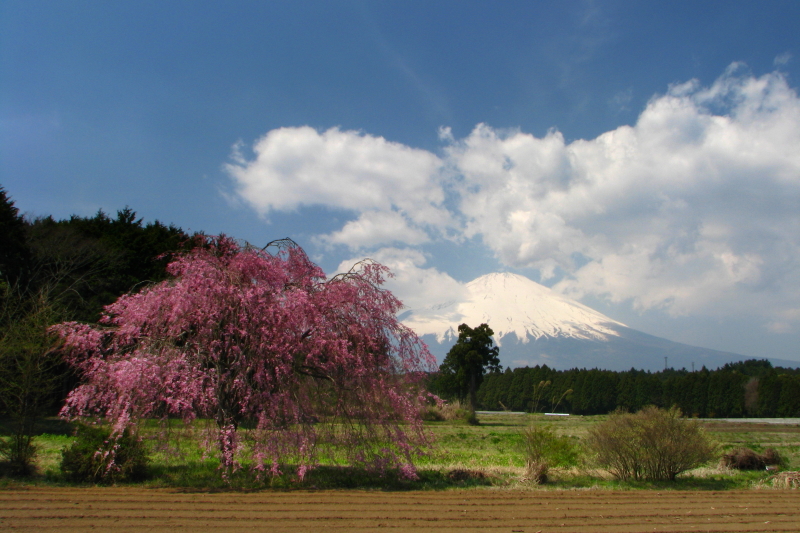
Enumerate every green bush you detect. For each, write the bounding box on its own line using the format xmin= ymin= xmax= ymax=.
xmin=585 ymin=406 xmax=717 ymax=481
xmin=518 ymin=424 xmax=580 ymax=484
xmin=461 ymin=409 xmax=480 ymax=425
xmin=0 ymin=435 xmax=38 ymax=477
xmin=60 ymin=424 xmax=150 ymax=483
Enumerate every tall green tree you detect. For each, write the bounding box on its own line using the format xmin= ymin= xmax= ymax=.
xmin=436 ymin=323 xmax=501 ymax=412
xmin=0 ymin=187 xmax=31 ymax=289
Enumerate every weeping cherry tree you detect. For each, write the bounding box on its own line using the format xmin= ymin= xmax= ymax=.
xmin=52 ymin=236 xmax=436 ymax=480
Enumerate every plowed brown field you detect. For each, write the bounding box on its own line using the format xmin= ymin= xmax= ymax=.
xmin=1 ymin=488 xmax=799 ymax=532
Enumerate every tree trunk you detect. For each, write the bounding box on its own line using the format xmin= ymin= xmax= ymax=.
xmin=469 ymin=371 xmax=478 ymax=413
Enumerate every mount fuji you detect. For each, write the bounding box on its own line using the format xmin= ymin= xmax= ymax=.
xmin=401 ymin=272 xmax=786 ymax=372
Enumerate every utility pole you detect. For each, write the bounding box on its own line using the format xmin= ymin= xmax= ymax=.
xmin=664 ymin=357 xmax=668 ymax=371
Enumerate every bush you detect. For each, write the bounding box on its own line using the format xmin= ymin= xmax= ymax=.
xmin=585 ymin=406 xmax=717 ymax=481
xmin=721 ymin=447 xmax=785 ymax=470
xmin=0 ymin=435 xmax=38 ymax=477
xmin=420 ymin=405 xmax=446 ymax=421
xmin=462 ymin=410 xmax=480 ymax=425
xmin=60 ymin=424 xmax=149 ymax=483
xmin=518 ymin=424 xmax=580 ymax=484
xmin=420 ymin=399 xmax=478 ymax=424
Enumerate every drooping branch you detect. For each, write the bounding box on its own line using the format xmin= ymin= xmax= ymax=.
xmin=53 ymin=235 xmax=436 ymax=480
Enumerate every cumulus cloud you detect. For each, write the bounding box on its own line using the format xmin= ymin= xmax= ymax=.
xmin=225 ymin=126 xmax=450 ymax=246
xmin=226 ymin=65 xmax=800 ymax=329
xmin=318 ymin=210 xmax=430 ymax=249
xmin=447 ymin=66 xmax=800 ymax=323
xmin=336 ymin=248 xmax=466 ymax=311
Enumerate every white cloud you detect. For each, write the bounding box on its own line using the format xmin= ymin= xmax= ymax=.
xmin=447 ymin=67 xmax=800 ymax=320
xmin=336 ymin=248 xmax=466 ymax=311
xmin=228 ymin=66 xmax=800 ymax=329
xmin=318 ymin=210 xmax=430 ymax=249
xmin=224 ymin=126 xmax=450 ymax=233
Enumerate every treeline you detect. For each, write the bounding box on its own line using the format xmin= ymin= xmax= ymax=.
xmin=476 ymin=359 xmax=800 ymax=418
xmin=1 ymin=186 xmax=193 ymax=419
xmin=2 ymin=200 xmax=190 ymax=323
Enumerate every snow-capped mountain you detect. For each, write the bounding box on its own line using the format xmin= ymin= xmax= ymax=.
xmin=402 ymin=272 xmax=788 ymax=372
xmin=403 ymin=272 xmax=625 ymax=345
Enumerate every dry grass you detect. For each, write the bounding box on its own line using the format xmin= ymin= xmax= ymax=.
xmin=421 ymin=398 xmax=473 ymax=422
xmin=755 ymin=470 xmax=800 ymax=489
xmin=521 ymin=460 xmax=548 ymax=485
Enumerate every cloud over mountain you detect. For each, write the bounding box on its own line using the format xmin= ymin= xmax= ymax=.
xmin=226 ymin=65 xmax=800 ymax=333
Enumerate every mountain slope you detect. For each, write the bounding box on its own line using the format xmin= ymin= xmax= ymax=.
xmin=402 ymin=272 xmax=788 ymax=372
xmin=403 ymin=272 xmax=625 ymax=344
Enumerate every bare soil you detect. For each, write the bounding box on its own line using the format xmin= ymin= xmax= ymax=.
xmin=1 ymin=487 xmax=798 ymax=532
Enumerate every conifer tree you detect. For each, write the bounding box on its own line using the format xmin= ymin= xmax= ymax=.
xmin=436 ymin=323 xmax=500 ymax=413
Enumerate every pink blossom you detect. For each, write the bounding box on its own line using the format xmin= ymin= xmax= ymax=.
xmin=54 ymin=236 xmax=436 ymax=481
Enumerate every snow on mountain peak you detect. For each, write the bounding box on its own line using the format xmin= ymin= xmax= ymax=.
xmin=402 ymin=272 xmax=626 ymax=345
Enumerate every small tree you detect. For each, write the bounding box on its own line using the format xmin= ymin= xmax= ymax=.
xmin=53 ymin=236 xmax=436 ymax=480
xmin=436 ymin=323 xmax=501 ymax=413
xmin=586 ymin=406 xmax=717 ymax=481
xmin=0 ymin=187 xmax=71 ymax=475
xmin=0 ymin=292 xmax=63 ymax=475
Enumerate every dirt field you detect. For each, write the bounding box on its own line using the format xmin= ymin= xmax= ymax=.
xmin=1 ymin=487 xmax=798 ymax=532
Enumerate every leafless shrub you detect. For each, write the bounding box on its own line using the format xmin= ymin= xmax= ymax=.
xmin=586 ymin=406 xmax=717 ymax=481
xmin=721 ymin=447 xmax=784 ymax=470
xmin=585 ymin=410 xmax=643 ymax=481
xmin=761 ymin=448 xmax=785 ymax=467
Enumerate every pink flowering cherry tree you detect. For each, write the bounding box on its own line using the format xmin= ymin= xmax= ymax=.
xmin=53 ymin=236 xmax=436 ymax=480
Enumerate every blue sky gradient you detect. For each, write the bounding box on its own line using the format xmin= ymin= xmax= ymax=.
xmin=3 ymin=1 xmax=799 ymax=362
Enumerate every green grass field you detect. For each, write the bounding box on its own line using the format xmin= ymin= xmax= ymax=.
xmin=2 ymin=413 xmax=799 ymax=490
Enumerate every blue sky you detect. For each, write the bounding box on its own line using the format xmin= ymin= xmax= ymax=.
xmin=2 ymin=1 xmax=800 ymax=363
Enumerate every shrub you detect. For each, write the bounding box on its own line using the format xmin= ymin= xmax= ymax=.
xmin=0 ymin=435 xmax=37 ymax=476
xmin=762 ymin=448 xmax=785 ymax=467
xmin=60 ymin=424 xmax=149 ymax=483
xmin=462 ymin=410 xmax=480 ymax=425
xmin=518 ymin=424 xmax=580 ymax=484
xmin=419 ymin=398 xmax=476 ymax=423
xmin=446 ymin=468 xmax=487 ymax=482
xmin=721 ymin=447 xmax=785 ymax=470
xmin=585 ymin=406 xmax=717 ymax=481
xmin=420 ymin=405 xmax=446 ymax=422
xmin=0 ymin=435 xmax=38 ymax=477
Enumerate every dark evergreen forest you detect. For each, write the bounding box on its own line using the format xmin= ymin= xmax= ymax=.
xmin=473 ymin=359 xmax=800 ymax=417
xmin=1 ymin=186 xmax=193 ymax=418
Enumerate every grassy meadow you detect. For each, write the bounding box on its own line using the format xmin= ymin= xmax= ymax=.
xmin=2 ymin=413 xmax=799 ymax=491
